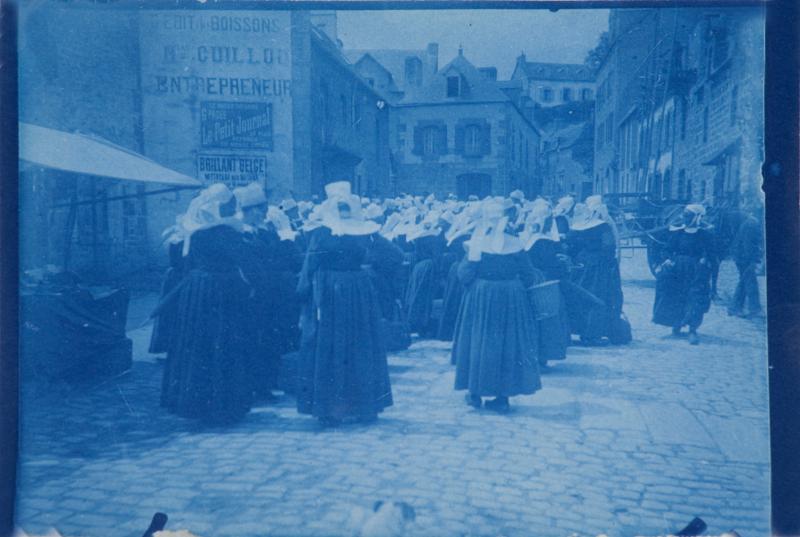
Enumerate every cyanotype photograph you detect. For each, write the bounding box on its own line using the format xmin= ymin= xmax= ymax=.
xmin=11 ymin=2 xmax=773 ymax=536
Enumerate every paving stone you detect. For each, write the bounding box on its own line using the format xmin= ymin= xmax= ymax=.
xmin=13 ymin=260 xmax=771 ymax=537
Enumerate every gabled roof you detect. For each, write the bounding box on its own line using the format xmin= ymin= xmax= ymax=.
xmin=520 ymin=62 xmax=595 ymax=82
xmin=353 ymin=53 xmax=402 ymax=95
xmin=344 ymin=48 xmax=429 ymax=89
xmin=399 ymin=53 xmax=509 ymax=105
xmin=310 ymin=26 xmax=390 ymax=102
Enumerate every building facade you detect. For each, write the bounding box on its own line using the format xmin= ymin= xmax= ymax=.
xmin=19 ymin=4 xmax=391 ymax=279
xmin=389 ymin=51 xmax=540 ymax=199
xmin=592 ymin=7 xmax=764 ymax=208
xmin=539 ymin=121 xmax=595 ymax=198
xmin=511 ymin=56 xmax=595 ymax=109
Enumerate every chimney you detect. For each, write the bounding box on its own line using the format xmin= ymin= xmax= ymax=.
xmin=427 ymin=42 xmax=439 ymax=74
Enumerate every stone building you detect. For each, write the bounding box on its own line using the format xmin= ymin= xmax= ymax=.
xmin=510 ymin=55 xmax=595 ymax=109
xmin=345 ymin=44 xmax=440 ymax=103
xmin=539 ymin=120 xmax=595 ymax=198
xmin=592 ymin=7 xmax=764 ymax=208
xmin=18 ymin=4 xmax=391 ymax=279
xmin=389 ymin=50 xmax=541 ymax=199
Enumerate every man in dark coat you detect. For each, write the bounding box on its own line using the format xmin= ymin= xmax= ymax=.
xmin=728 ymin=205 xmax=763 ymax=317
xmin=236 ymin=183 xmax=303 ymax=402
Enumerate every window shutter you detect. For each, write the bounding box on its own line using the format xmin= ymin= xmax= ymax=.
xmin=412 ymin=126 xmax=423 ymax=155
xmin=438 ymin=125 xmax=448 ymax=155
xmin=481 ymin=124 xmax=492 ymax=155
xmin=455 ymin=125 xmax=465 ymax=155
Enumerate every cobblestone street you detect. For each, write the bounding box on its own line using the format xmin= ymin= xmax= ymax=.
xmin=15 ymin=254 xmax=770 ymax=537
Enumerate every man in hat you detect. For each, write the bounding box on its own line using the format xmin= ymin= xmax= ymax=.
xmin=235 ymin=183 xmax=303 ymax=402
xmin=728 ymin=203 xmax=763 ymax=318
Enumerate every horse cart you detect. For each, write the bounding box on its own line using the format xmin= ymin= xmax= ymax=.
xmin=604 ymin=193 xmax=744 ymax=278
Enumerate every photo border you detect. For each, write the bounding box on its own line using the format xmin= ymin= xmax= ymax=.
xmin=1 ymin=1 xmax=797 ymax=535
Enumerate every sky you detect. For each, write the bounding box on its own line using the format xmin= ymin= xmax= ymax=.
xmin=337 ymin=9 xmax=609 ymax=80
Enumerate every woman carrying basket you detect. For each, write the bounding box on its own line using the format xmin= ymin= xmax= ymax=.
xmin=522 ymin=199 xmax=571 ymax=368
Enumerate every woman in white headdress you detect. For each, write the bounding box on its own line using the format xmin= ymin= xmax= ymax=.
xmin=566 ymin=195 xmax=625 ymax=345
xmin=522 ymin=199 xmax=571 ymax=367
xmin=452 ymin=199 xmax=543 ymax=413
xmin=404 ymin=210 xmax=445 ymax=337
xmin=295 ymin=181 xmax=393 ymax=426
xmin=652 ymin=204 xmax=714 ymax=344
xmin=160 ymin=183 xmax=253 ymax=424
xmin=436 ymin=202 xmax=479 ymax=342
xmin=552 ymin=195 xmax=576 ymax=240
xmin=149 ymin=215 xmax=188 ymax=357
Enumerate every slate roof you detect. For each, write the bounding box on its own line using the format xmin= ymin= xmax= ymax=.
xmin=344 ymin=49 xmax=429 ymax=90
xmin=520 ymin=62 xmax=595 ymax=82
xmin=398 ymin=53 xmax=509 ymax=105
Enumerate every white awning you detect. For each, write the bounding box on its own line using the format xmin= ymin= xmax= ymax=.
xmin=19 ymin=122 xmax=201 ymax=187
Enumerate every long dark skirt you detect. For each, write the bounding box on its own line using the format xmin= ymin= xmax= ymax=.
xmin=161 ymin=269 xmax=252 ymax=424
xmin=569 ymin=259 xmax=624 ymax=341
xmin=405 ymin=258 xmax=437 ymax=335
xmin=296 ymin=269 xmax=393 ymax=420
xmin=653 ymin=255 xmax=711 ymax=330
xmin=248 ymin=271 xmax=300 ymax=397
xmin=453 ymin=279 xmax=542 ymax=397
xmin=538 ymin=290 xmax=570 ymax=366
xmin=436 ymin=261 xmax=464 ymax=341
xmin=148 ymin=267 xmax=181 ymax=354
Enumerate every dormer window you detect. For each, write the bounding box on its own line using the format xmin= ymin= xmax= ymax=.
xmin=405 ymin=57 xmax=423 ymax=87
xmin=447 ymin=76 xmax=461 ymax=97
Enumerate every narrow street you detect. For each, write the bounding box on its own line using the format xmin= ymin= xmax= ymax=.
xmin=15 ymin=251 xmax=770 ymax=537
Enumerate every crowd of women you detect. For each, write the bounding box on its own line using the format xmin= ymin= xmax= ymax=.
xmin=149 ymin=180 xmax=722 ymax=426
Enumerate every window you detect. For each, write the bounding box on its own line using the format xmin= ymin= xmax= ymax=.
xmin=541 ymin=87 xmax=554 ymax=102
xmin=341 ymin=94 xmax=348 ymax=122
xmin=665 ymin=110 xmax=672 ymax=146
xmin=606 ymin=72 xmax=614 ymax=99
xmin=405 ymin=57 xmax=423 ymax=87
xmin=686 ymin=177 xmax=694 ymax=200
xmin=680 ymin=100 xmax=687 ymax=140
xmin=606 ymin=113 xmax=614 ymax=145
xmin=562 ymin=88 xmax=572 ymax=102
xmin=367 ymin=78 xmax=375 ymax=87
xmin=447 ymin=76 xmax=461 ymax=97
xmin=702 ymin=107 xmax=709 ymax=143
xmin=465 ymin=125 xmax=482 ymax=155
xmin=352 ymin=92 xmax=362 ymax=127
xmin=423 ymin=127 xmax=438 ymax=155
xmin=597 ymin=121 xmax=604 ymax=148
xmin=581 ymin=88 xmax=593 ymax=101
xmin=678 ymin=169 xmax=686 ymax=199
xmin=730 ymin=85 xmax=738 ymax=127
xmin=663 ymin=169 xmax=672 ymax=199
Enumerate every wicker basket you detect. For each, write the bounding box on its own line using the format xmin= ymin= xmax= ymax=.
xmin=528 ymin=280 xmax=561 ymax=320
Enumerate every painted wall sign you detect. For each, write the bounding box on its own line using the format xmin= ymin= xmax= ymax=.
xmin=196 ymin=154 xmax=268 ymax=187
xmin=139 ymin=10 xmax=293 ymax=194
xmin=200 ymin=101 xmax=273 ymax=149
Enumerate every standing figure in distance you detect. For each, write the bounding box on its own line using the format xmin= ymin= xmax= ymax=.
xmin=652 ymin=204 xmax=715 ymax=345
xmin=728 ymin=202 xmax=763 ymax=318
